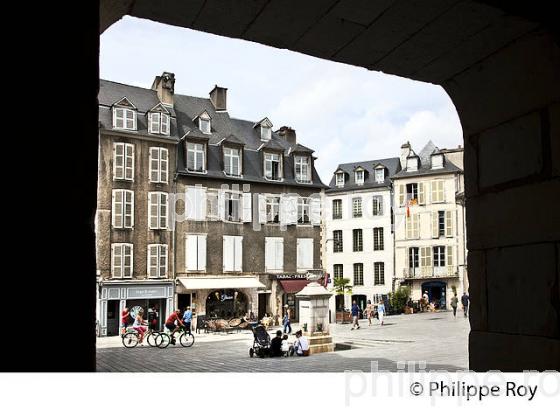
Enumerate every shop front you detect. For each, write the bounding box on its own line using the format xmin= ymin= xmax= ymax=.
xmin=275 ymin=274 xmax=310 ymax=322
xmin=98 ymin=280 xmax=174 ymax=336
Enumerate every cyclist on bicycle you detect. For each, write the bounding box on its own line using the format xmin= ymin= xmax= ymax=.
xmin=132 ymin=308 xmax=148 ymax=344
xmin=164 ymin=309 xmax=184 ymax=345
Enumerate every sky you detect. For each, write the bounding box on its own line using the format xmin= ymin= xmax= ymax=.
xmin=100 ymin=16 xmax=463 ymax=184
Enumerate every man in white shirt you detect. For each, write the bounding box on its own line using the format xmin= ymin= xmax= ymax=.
xmin=292 ymin=330 xmax=309 ymax=356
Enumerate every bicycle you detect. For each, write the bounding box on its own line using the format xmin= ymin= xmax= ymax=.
xmin=121 ymin=326 xmax=162 ymax=348
xmin=157 ymin=324 xmax=195 ymax=348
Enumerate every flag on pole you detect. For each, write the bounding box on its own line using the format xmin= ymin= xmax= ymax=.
xmin=406 ymin=200 xmax=410 ymax=218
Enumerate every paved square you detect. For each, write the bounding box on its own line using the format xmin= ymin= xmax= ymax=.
xmin=96 ymin=311 xmax=470 ymax=372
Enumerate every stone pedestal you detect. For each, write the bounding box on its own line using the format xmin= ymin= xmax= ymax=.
xmin=296 ymin=282 xmax=335 ymax=355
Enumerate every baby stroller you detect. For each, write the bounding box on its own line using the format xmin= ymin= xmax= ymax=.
xmin=249 ymin=325 xmax=271 ymax=358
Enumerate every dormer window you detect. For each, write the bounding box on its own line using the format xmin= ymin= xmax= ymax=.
xmin=112 ymin=98 xmax=137 ymax=131
xmin=224 ymin=147 xmax=241 ymax=176
xmin=264 ymin=152 xmax=282 ymax=180
xmin=375 ymin=168 xmax=385 ymax=183
xmin=261 ymin=126 xmax=271 ymax=141
xmin=295 ymin=156 xmax=311 ymax=183
xmin=431 ymin=154 xmax=444 ymax=169
xmin=187 ymin=142 xmax=206 ymax=172
xmin=406 ymin=157 xmax=419 ymax=172
xmin=355 ymin=170 xmax=364 ymax=185
xmin=199 ymin=118 xmax=211 ymax=134
xmin=255 ymin=117 xmax=274 ymax=141
xmin=335 ymin=172 xmax=344 ymax=187
xmin=149 ymin=112 xmax=170 ymax=135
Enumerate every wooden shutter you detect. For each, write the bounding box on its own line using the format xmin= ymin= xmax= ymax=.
xmin=160 ymin=193 xmax=168 ymax=229
xmin=234 ymin=236 xmax=243 ymax=272
xmin=196 ymin=187 xmax=207 ymax=221
xmin=445 ymin=210 xmax=454 ymax=237
xmin=159 ymin=245 xmax=168 ymax=277
xmin=186 ymin=235 xmax=198 ymax=271
xmin=113 ymin=143 xmax=123 ymax=179
xmin=161 ymin=114 xmax=170 ymax=135
xmin=149 ymin=147 xmax=158 ymax=182
xmin=160 ymin=148 xmax=168 ymax=183
xmin=398 ymin=184 xmax=405 ymax=207
xmin=197 ymin=236 xmax=206 ymax=272
xmin=432 ymin=211 xmax=439 ymax=238
xmin=404 ymin=248 xmax=409 ymax=272
xmin=446 ymin=246 xmax=453 ymax=267
xmin=418 ymin=182 xmax=426 ymax=205
xmin=123 ymin=244 xmax=133 ymax=278
xmin=148 ymin=193 xmax=157 ymax=229
xmin=275 ymin=238 xmax=284 ymax=271
xmin=431 ymin=181 xmax=437 ymax=204
xmin=223 ymin=236 xmax=234 ymax=272
xmin=185 ymin=187 xmax=196 ymax=221
xmin=310 ymin=197 xmax=321 ymax=225
xmin=148 ymin=245 xmax=157 ymax=278
xmin=265 ymin=238 xmax=273 ymax=272
xmin=258 ymin=194 xmax=267 ymax=224
xmin=242 ymin=193 xmax=252 ymax=222
xmin=111 ymin=190 xmax=120 ymax=228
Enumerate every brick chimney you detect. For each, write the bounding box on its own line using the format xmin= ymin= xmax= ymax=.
xmin=278 ymin=126 xmax=296 ymax=144
xmin=151 ymin=72 xmax=175 ymax=105
xmin=400 ymin=141 xmax=411 ymax=169
xmin=209 ymin=85 xmax=227 ymax=111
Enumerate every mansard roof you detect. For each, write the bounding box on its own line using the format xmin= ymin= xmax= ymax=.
xmin=327 ymin=157 xmax=401 ymax=193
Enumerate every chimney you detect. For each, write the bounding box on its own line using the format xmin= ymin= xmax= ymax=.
xmin=209 ymin=85 xmax=227 ymax=111
xmin=400 ymin=141 xmax=411 ymax=169
xmin=278 ymin=126 xmax=296 ymax=144
xmin=151 ymin=72 xmax=175 ymax=105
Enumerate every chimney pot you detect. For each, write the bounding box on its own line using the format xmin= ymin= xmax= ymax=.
xmin=278 ymin=126 xmax=296 ymax=144
xmin=151 ymin=72 xmax=175 ymax=105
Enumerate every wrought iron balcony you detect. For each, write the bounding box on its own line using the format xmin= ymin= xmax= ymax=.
xmin=402 ymin=266 xmax=458 ymax=279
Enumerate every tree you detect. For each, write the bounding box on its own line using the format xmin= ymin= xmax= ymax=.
xmin=333 ymin=277 xmax=352 ymax=323
xmin=389 ymin=285 xmax=411 ymax=314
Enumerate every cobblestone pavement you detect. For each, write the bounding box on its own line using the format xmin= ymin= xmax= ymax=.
xmin=96 ymin=311 xmax=470 ymax=372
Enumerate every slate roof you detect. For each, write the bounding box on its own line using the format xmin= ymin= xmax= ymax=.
xmin=326 ymin=157 xmax=401 ymax=193
xmin=392 ymin=140 xmax=462 ymax=179
xmin=99 ymin=79 xmax=326 ymax=188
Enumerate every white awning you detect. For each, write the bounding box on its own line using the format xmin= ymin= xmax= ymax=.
xmin=178 ymin=276 xmax=266 ymax=290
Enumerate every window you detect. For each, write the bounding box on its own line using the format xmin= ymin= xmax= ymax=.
xmin=147 ymin=244 xmax=168 ymax=278
xmin=199 ymin=117 xmax=211 ymax=134
xmin=333 ymin=230 xmax=343 ymax=253
xmin=112 ymin=189 xmax=134 ymax=228
xmin=431 ymin=180 xmax=444 ymax=203
xmin=148 ymin=192 xmax=168 ymax=230
xmin=113 ymin=107 xmax=136 ymax=130
xmin=206 ymin=190 xmax=219 ymax=219
xmin=224 ymin=147 xmax=241 ymax=176
xmin=223 ymin=236 xmax=243 ymax=272
xmin=375 ymin=168 xmax=384 ymax=183
xmin=373 ymin=227 xmax=384 ymax=251
xmin=185 ymin=235 xmax=206 ymax=271
xmin=406 ymin=214 xmax=420 ymax=239
xmin=295 ymin=156 xmax=311 ymax=183
xmin=372 ymin=196 xmax=383 ymax=216
xmin=353 ymin=263 xmax=364 ymax=286
xmin=353 ymin=229 xmax=363 ymax=252
xmin=335 ymin=172 xmax=344 ymax=187
xmin=264 ymin=152 xmax=282 ymax=180
xmin=445 ymin=210 xmax=454 ymax=237
xmin=420 ymin=247 xmax=432 ymax=268
xmin=333 ymin=264 xmax=343 ymax=281
xmin=438 ymin=211 xmax=445 ymax=236
xmin=432 ymin=154 xmax=443 ymax=169
xmin=149 ymin=112 xmax=170 ymax=135
xmin=111 ymin=243 xmax=133 ymax=278
xmin=187 ymin=142 xmax=205 ymax=172
xmin=265 ymin=237 xmax=284 ymax=272
xmin=225 ymin=192 xmax=241 ymax=222
xmin=297 ymin=238 xmax=313 ymax=272
xmin=374 ymin=262 xmax=385 ymax=285
xmin=266 ymin=196 xmax=280 ymax=223
xmin=149 ymin=147 xmax=169 ymax=183
xmin=332 ymin=199 xmax=342 ymax=219
xmin=406 ymin=157 xmax=418 ymax=171
xmin=406 ymin=183 xmax=418 ymax=201
xmin=409 ymin=247 xmax=419 ymax=268
xmin=433 ymin=246 xmax=446 ymax=267
xmin=113 ymin=143 xmax=134 ymax=181
xmin=261 ymin=126 xmax=271 ymax=141
xmin=352 ymin=197 xmax=362 ymax=217
xmin=355 ymin=170 xmax=364 ymax=185
xmin=297 ymin=198 xmax=310 ymax=224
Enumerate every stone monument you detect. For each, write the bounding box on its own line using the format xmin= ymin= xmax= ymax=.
xmin=296 ymin=282 xmax=335 ymax=354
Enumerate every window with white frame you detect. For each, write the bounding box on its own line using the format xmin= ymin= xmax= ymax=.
xmin=224 ymin=147 xmax=241 ymax=176
xmin=113 ymin=143 xmax=134 ymax=181
xmin=409 ymin=247 xmax=419 ymax=268
xmin=112 ymin=189 xmax=134 ymax=228
xmin=148 ymin=192 xmax=168 ymax=230
xmin=335 ymin=172 xmax=344 ymax=187
xmin=353 ymin=229 xmax=363 ymax=252
xmin=375 ymin=168 xmax=384 ymax=183
xmin=297 ymin=198 xmax=310 ymax=224
xmin=223 ymin=235 xmax=243 ymax=272
xmin=372 ymin=196 xmax=383 ymax=216
xmin=206 ymin=190 xmax=219 ymax=219
xmin=433 ymin=246 xmax=446 ymax=267
xmin=355 ymin=170 xmax=364 ymax=185
xmin=225 ymin=192 xmax=241 ymax=222
xmin=264 ymin=152 xmax=282 ymax=180
xmin=333 ymin=264 xmax=343 ymax=281
xmin=265 ymin=237 xmax=284 ymax=272
xmin=295 ymin=156 xmax=311 ymax=183
xmin=149 ymin=112 xmax=170 ymax=135
xmin=147 ymin=244 xmax=168 ymax=278
xmin=199 ymin=117 xmax=211 ymax=134
xmin=297 ymin=238 xmax=313 ymax=272
xmin=111 ymin=243 xmax=133 ymax=278
xmin=113 ymin=107 xmax=136 ymax=130
xmin=185 ymin=235 xmax=207 ymax=272
xmin=332 ymin=199 xmax=342 ymax=219
xmin=374 ymin=262 xmax=385 ymax=285
xmin=187 ymin=142 xmax=205 ymax=172
xmin=333 ymin=230 xmax=343 ymax=252
xmin=353 ymin=263 xmax=364 ymax=286
xmin=266 ymin=195 xmax=280 ymax=223
xmin=373 ymin=227 xmax=384 ymax=251
xmin=149 ymin=147 xmax=168 ymax=183
xmin=261 ymin=126 xmax=271 ymax=141
xmin=352 ymin=197 xmax=362 ymax=217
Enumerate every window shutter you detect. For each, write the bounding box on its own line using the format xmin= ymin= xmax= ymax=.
xmin=445 ymin=210 xmax=454 ymax=237
xmin=275 ymin=239 xmax=284 ymax=271
xmin=223 ymin=236 xmax=234 ymax=271
xmin=418 ymin=182 xmax=426 ymax=205
xmin=159 ymin=246 xmax=168 ymax=277
xmin=148 ymin=193 xmax=156 ymax=229
xmin=287 ymin=195 xmax=299 ymax=225
xmin=185 ymin=187 xmax=196 ymax=221
xmin=160 ymin=148 xmax=168 ymax=183
xmin=126 ymin=144 xmax=134 ymax=180
xmin=234 ymin=236 xmax=243 ymax=272
xmin=162 ymin=114 xmax=169 ymax=135
xmin=310 ymin=197 xmax=321 ymax=225
xmin=114 ymin=143 xmax=123 ymax=179
xmin=414 ymin=214 xmax=420 ymax=239
xmin=405 ymin=248 xmax=409 ymax=272
xmin=124 ymin=244 xmax=133 ymax=278
xmin=111 ymin=244 xmax=119 ymax=278
xmin=431 ymin=181 xmax=436 ymax=204
xmin=148 ymin=245 xmax=157 ymax=278
xmin=265 ymin=238 xmax=272 ymax=272
xmin=258 ymin=194 xmax=267 ymax=224
xmin=111 ymin=190 xmax=117 ymax=228
xmin=127 ymin=191 xmax=134 ymax=228
xmin=186 ymin=235 xmax=198 ymax=271
xmin=242 ymin=193 xmax=252 ymax=223
xmin=161 ymin=193 xmax=168 ymax=229
xmin=195 ymin=187 xmax=207 ymax=221
xmin=197 ymin=236 xmax=206 ymax=272
xmin=405 ymin=217 xmax=411 ymax=240
xmin=446 ymin=246 xmax=453 ymax=267
xmin=439 ymin=181 xmax=445 ymax=203
xmin=426 ymin=247 xmax=432 ymax=267
xmin=432 ymin=211 xmax=439 ymax=238
xmin=399 ymin=184 xmax=405 ymax=207
xmin=218 ymin=190 xmax=226 ymax=221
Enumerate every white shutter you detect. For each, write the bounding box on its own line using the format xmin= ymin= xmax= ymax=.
xmin=185 ymin=187 xmax=196 ymax=221
xmin=160 ymin=148 xmax=168 ymax=183
xmin=125 ymin=144 xmax=134 ymax=180
xmin=418 ymin=182 xmax=426 ymax=205
xmin=197 ymin=236 xmax=206 ymax=272
xmin=398 ymin=184 xmax=405 ymax=207
xmin=161 ymin=114 xmax=170 ymax=135
xmin=195 ymin=187 xmax=207 ymax=220
xmin=218 ymin=190 xmax=226 ymax=221
xmin=148 ymin=193 xmax=155 ymax=229
xmin=223 ymin=236 xmax=234 ymax=272
xmin=242 ymin=193 xmax=252 ymax=223
xmin=124 ymin=244 xmax=133 ymax=278
xmin=186 ymin=235 xmax=198 ymax=271
xmin=265 ymin=238 xmax=273 ymax=272
xmin=405 ymin=248 xmax=409 ymax=273
xmin=114 ymin=143 xmax=123 ymax=179
xmin=446 ymin=246 xmax=453 ymax=267
xmin=159 ymin=245 xmax=168 ymax=277
xmin=414 ymin=214 xmax=420 ymax=239
xmin=275 ymin=238 xmax=284 ymax=271
xmin=440 ymin=180 xmax=445 ymax=203
xmin=280 ymin=195 xmax=295 ymax=225
xmin=445 ymin=210 xmax=454 ymax=237
xmin=310 ymin=197 xmax=321 ymax=225
xmin=258 ymin=194 xmax=267 ymax=224
xmin=128 ymin=191 xmax=134 ymax=228
xmin=432 ymin=211 xmax=439 ymax=238
xmin=147 ymin=245 xmax=157 ymax=278
xmin=111 ymin=190 xmax=118 ymax=228
xmin=160 ymin=193 xmax=168 ymax=229
xmin=297 ymin=238 xmax=313 ymax=270
xmin=234 ymin=236 xmax=243 ymax=272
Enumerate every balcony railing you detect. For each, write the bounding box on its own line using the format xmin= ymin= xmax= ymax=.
xmin=403 ymin=266 xmax=458 ymax=279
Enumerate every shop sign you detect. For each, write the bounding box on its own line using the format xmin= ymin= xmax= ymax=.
xmin=275 ymin=274 xmax=307 ymax=279
xmin=127 ymin=287 xmax=167 ymax=299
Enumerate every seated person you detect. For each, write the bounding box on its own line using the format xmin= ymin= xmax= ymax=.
xmin=293 ymin=330 xmax=309 ymax=356
xmin=281 ymin=334 xmax=292 ymax=357
xmin=270 ymin=330 xmax=283 ymax=357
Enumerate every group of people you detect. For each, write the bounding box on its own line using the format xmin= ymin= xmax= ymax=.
xmin=270 ymin=329 xmax=309 ymax=357
xmin=450 ymin=292 xmax=470 ymax=318
xmin=350 ymin=299 xmax=385 ymax=330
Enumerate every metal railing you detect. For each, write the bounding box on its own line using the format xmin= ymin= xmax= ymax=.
xmin=402 ymin=266 xmax=458 ymax=279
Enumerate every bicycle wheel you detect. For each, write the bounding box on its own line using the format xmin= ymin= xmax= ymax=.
xmin=179 ymin=332 xmax=195 ymax=347
xmin=122 ymin=331 xmax=139 ymax=348
xmin=146 ymin=332 xmax=159 ymax=347
xmin=157 ymin=332 xmax=171 ymax=348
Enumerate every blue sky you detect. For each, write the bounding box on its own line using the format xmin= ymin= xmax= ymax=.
xmin=101 ymin=16 xmax=463 ymax=184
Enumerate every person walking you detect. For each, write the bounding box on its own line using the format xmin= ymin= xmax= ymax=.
xmin=461 ymin=292 xmax=470 ymax=317
xmin=350 ymin=300 xmax=361 ymax=330
xmin=366 ymin=300 xmax=373 ymax=326
xmin=182 ymin=306 xmax=193 ymax=334
xmin=282 ymin=311 xmax=292 ymax=334
xmin=377 ymin=300 xmax=385 ymax=325
xmin=450 ymin=294 xmax=459 ymax=317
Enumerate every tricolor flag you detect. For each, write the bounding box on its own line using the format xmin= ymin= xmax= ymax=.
xmin=406 ymin=200 xmax=410 ymax=218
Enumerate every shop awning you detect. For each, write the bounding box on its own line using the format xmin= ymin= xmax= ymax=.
xmin=279 ymin=279 xmax=310 ymax=294
xmin=178 ymin=276 xmax=266 ymax=290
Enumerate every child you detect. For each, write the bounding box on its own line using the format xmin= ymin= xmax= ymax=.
xmin=281 ymin=334 xmax=292 ymax=357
